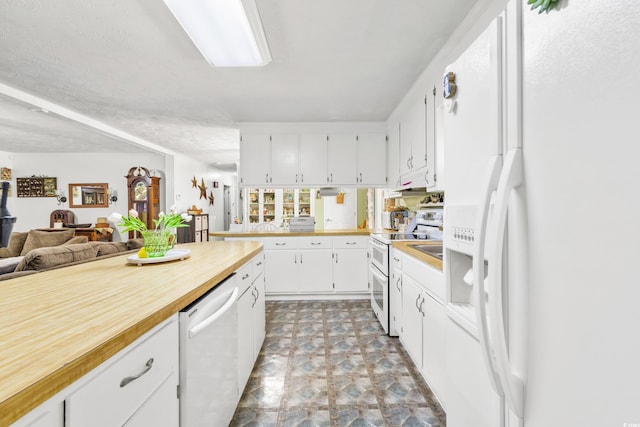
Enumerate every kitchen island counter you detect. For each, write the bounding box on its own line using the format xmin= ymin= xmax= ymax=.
xmin=0 ymin=240 xmax=262 ymax=426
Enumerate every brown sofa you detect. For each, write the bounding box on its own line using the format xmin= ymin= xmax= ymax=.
xmin=0 ymin=230 xmax=143 ymax=281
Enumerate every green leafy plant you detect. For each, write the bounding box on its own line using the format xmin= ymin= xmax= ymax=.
xmin=110 ymin=206 xmax=192 ymax=233
xmin=528 ymin=0 xmax=558 ymax=13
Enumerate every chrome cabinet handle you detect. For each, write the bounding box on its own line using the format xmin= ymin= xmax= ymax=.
xmin=265 ymin=173 xmax=269 ymax=183
xmin=359 ymin=173 xmax=363 ymax=182
xmin=300 ymin=253 xmax=303 ymax=264
xmin=310 ymin=242 xmax=322 ymax=246
xmin=415 ymin=294 xmax=421 ymax=311
xmin=419 ymin=297 xmax=425 ymax=317
xmin=242 ymin=273 xmax=250 ymax=280
xmin=256 ymin=261 xmax=262 ymax=266
xmin=120 ymin=358 xmax=154 ymax=388
xmin=275 ymin=242 xmax=286 ymax=246
xmin=301 ymin=174 xmax=304 ymax=183
xmin=346 ymin=242 xmax=356 ymax=245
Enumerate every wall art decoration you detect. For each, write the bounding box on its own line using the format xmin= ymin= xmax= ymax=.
xmin=16 ymin=176 xmax=57 ymax=197
xmin=1 ymin=167 xmax=11 ymax=180
xmin=191 ymin=176 xmax=198 ymax=188
xmin=198 ymin=178 xmax=207 ymax=199
xmin=208 ymin=192 xmax=215 ymax=206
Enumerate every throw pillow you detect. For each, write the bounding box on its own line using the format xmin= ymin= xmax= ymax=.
xmin=95 ymin=242 xmax=128 ymax=256
xmin=0 ymin=232 xmax=28 ymax=258
xmin=0 ymin=256 xmax=23 ymax=274
xmin=20 ymin=229 xmax=76 ymax=256
xmin=15 ymin=243 xmax=99 ymax=271
xmin=64 ymin=236 xmax=89 ymax=245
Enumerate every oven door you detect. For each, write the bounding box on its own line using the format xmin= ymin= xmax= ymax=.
xmin=369 ymin=262 xmax=389 ymax=335
xmin=370 ymin=237 xmax=389 ymax=273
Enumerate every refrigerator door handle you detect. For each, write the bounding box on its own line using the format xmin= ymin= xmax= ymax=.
xmin=488 ymin=148 xmax=524 ymax=418
xmin=473 ymin=154 xmax=504 ymax=396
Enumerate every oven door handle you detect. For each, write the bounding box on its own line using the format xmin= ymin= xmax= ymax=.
xmin=369 ymin=263 xmax=388 ymax=283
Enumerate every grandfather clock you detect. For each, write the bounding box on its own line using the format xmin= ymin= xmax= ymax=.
xmin=126 ymin=166 xmax=160 ymax=237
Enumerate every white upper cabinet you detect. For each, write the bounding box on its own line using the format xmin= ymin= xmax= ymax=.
xmin=240 ymin=128 xmax=387 ymax=188
xmin=240 ymin=134 xmax=271 ymax=186
xmin=400 ymin=96 xmax=427 ymax=177
xmin=387 ymin=122 xmax=401 ymax=189
xmin=270 ymin=134 xmax=300 ymax=186
xmin=356 ymin=134 xmax=387 ymax=186
xmin=327 ymin=134 xmax=357 ymax=185
xmin=299 ymin=134 xmax=328 ymax=186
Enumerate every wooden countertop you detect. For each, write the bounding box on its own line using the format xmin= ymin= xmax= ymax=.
xmin=0 ymin=240 xmax=262 ymax=426
xmin=392 ymin=241 xmax=443 ymax=271
xmin=211 ymin=228 xmax=372 ymax=237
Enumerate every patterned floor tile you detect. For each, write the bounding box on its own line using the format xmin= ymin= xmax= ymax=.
xmin=381 ymin=406 xmax=443 ymax=427
xmin=261 ymin=336 xmax=293 ymax=355
xmin=373 ymin=374 xmax=427 ymax=405
xmin=295 ymin=322 xmax=325 ymax=337
xmin=230 ymin=408 xmax=279 ymax=427
xmin=288 ymin=355 xmax=327 ymax=377
xmin=326 ymin=336 xmax=361 ymax=354
xmin=280 ymin=407 xmax=332 ymax=427
xmin=326 ymin=321 xmax=356 ymax=337
xmin=333 ymin=406 xmax=386 ymax=427
xmin=329 ymin=353 xmax=368 ymax=376
xmin=333 ymin=376 xmax=378 ymax=405
xmin=291 ymin=337 xmax=326 ymax=355
xmin=235 ymin=300 xmax=445 ymax=426
xmin=251 ymin=355 xmax=289 ymax=378
xmin=283 ymin=377 xmax=329 ymax=406
xmin=265 ymin=322 xmax=295 ymax=337
xmin=238 ymin=376 xmax=285 ymax=408
xmin=365 ymin=352 xmax=411 ymax=375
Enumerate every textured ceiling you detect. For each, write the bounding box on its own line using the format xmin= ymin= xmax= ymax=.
xmin=0 ymin=0 xmax=476 ymax=170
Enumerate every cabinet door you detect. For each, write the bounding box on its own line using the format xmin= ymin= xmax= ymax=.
xmin=123 ymin=370 xmax=179 ymax=427
xmin=400 ymin=275 xmax=422 ymax=369
xmin=399 ymin=114 xmax=413 ymax=177
xmin=333 ymin=249 xmax=368 ymax=293
xmin=237 ymin=285 xmax=255 ymax=391
xmin=387 ymin=122 xmax=401 ymax=189
xmin=356 ymin=134 xmax=387 ymax=186
xmin=264 ymin=251 xmax=298 ymax=293
xmin=327 ymin=134 xmax=357 ymax=185
xmin=240 ymin=134 xmax=271 ymax=185
xmin=434 ymin=102 xmax=445 ymax=191
xmin=298 ymin=250 xmax=333 ymax=293
xmin=11 ymin=398 xmax=64 ymax=427
xmin=299 ymin=134 xmax=328 ymax=185
xmin=422 ymin=291 xmax=446 ymax=407
xmin=412 ymin=96 xmax=428 ymax=172
xmin=389 ymin=267 xmax=402 ymax=337
xmin=424 ymin=91 xmax=437 ymax=189
xmin=271 ymin=134 xmax=300 ymax=185
xmin=253 ymin=274 xmax=266 ymax=357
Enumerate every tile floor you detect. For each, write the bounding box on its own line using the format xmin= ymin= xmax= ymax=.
xmin=231 ymin=300 xmax=446 ymax=427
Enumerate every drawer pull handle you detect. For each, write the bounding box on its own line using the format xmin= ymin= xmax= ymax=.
xmin=310 ymin=242 xmax=321 ymax=245
xmin=242 ymin=273 xmax=250 ymax=280
xmin=346 ymin=242 xmax=356 ymax=245
xmin=256 ymin=261 xmax=262 ymax=266
xmin=275 ymin=243 xmax=286 ymax=246
xmin=120 ymin=358 xmax=154 ymax=388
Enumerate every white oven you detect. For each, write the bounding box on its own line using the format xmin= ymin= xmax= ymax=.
xmin=369 ymin=236 xmax=390 ymax=334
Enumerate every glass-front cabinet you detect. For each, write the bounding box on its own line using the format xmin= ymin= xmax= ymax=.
xmin=245 ymin=188 xmax=315 ymax=226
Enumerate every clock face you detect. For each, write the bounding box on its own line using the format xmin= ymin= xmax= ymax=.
xmin=134 ymin=182 xmax=147 ymax=201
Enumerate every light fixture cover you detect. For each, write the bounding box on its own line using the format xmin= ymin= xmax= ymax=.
xmin=164 ymin=0 xmax=272 ymax=67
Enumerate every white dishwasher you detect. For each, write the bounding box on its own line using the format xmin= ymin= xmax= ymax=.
xmin=179 ymin=275 xmax=238 ymax=427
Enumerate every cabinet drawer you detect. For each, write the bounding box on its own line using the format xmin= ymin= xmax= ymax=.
xmin=262 ymin=237 xmax=297 ymax=250
xmin=66 ymin=316 xmax=178 ymax=427
xmin=390 ymin=247 xmax=402 ymax=269
xmin=403 ymin=253 xmax=444 ymax=302
xmin=194 ymin=215 xmax=203 ymax=231
xmin=252 ymin=252 xmax=265 ymax=276
xmin=298 ymin=236 xmax=331 ymax=249
xmin=236 ymin=261 xmax=254 ymax=293
xmin=332 ymin=236 xmax=367 ymax=249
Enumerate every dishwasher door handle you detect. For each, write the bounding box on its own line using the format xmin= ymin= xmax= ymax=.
xmin=189 ymin=287 xmax=239 ymax=338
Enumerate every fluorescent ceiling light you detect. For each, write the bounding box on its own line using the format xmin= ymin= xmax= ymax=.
xmin=164 ymin=0 xmax=272 ymax=67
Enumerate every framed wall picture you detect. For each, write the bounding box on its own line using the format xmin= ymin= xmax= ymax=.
xmin=1 ymin=167 xmax=11 ymax=180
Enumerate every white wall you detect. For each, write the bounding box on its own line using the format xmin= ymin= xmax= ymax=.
xmin=172 ymin=152 xmax=236 ymax=232
xmin=8 ymin=152 xmax=166 ymax=236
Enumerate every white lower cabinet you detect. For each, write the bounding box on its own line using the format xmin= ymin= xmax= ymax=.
xmin=332 ymin=236 xmax=369 ymax=293
xmin=398 ymin=252 xmax=446 ymax=408
xmin=242 ymin=235 xmax=369 ymax=296
xmin=10 ymin=396 xmax=64 ymax=427
xmin=237 ymin=253 xmax=266 ymax=392
xmin=66 ymin=315 xmax=179 ymax=427
xmin=400 ymin=274 xmax=424 ymax=367
xmin=389 ymin=248 xmax=403 ymax=337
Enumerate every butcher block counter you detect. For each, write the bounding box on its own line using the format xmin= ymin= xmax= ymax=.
xmin=392 ymin=241 xmax=443 ymax=271
xmin=210 ymin=228 xmax=371 ymax=238
xmin=0 ymin=240 xmax=262 ymax=426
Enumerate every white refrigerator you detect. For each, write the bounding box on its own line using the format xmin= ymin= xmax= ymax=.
xmin=444 ymin=0 xmax=640 ymax=426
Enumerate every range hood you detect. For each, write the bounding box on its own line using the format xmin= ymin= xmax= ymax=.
xmin=387 ymin=187 xmax=429 ymax=198
xmin=318 ymin=187 xmax=341 ymax=197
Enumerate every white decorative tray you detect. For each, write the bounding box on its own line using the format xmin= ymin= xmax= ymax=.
xmin=127 ymin=249 xmax=192 ymax=266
